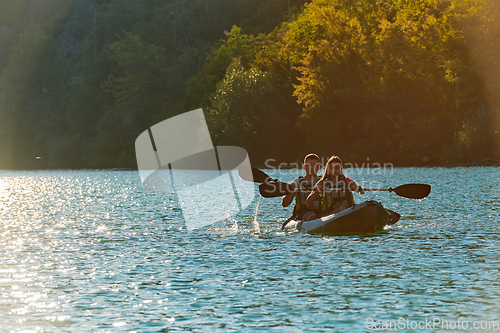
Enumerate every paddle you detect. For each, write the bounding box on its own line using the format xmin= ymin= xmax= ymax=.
xmin=259 ymin=181 xmax=295 ymax=198
xmin=261 ymin=183 xmax=431 ymax=199
xmin=281 ymin=215 xmax=295 ymax=230
xmin=363 ymin=184 xmax=431 ymax=200
xmin=238 ymin=166 xmax=271 ymax=184
xmin=238 ymin=166 xmax=431 ymax=200
xmin=237 ymin=166 xmax=296 ymax=197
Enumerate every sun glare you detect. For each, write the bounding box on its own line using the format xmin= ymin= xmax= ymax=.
xmin=0 ymin=179 xmax=7 ymax=199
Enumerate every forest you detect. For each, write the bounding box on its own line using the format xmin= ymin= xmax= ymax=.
xmin=0 ymin=0 xmax=499 ymax=169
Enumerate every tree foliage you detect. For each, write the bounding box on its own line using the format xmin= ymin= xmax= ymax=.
xmin=0 ymin=0 xmax=498 ymax=169
xmin=248 ymin=0 xmax=498 ymax=164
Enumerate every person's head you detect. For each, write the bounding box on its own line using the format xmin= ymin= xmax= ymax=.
xmin=321 ymin=155 xmax=344 ymax=180
xmin=303 ymin=153 xmax=320 ymax=175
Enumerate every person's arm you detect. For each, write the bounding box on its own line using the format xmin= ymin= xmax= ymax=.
xmin=348 ymin=179 xmax=364 ymax=194
xmin=282 ymin=183 xmax=299 ymax=207
xmin=281 ymin=191 xmax=295 ymax=207
xmin=306 ymin=180 xmax=323 ymax=206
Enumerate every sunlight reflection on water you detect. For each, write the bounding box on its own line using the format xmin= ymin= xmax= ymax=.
xmin=0 ymin=168 xmax=498 ymax=331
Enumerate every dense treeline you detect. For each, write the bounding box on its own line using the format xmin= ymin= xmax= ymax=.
xmin=0 ymin=0 xmax=498 ymax=169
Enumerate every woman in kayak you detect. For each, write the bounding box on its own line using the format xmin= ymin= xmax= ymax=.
xmin=282 ymin=153 xmax=322 ymax=221
xmin=306 ymin=155 xmax=364 ymax=216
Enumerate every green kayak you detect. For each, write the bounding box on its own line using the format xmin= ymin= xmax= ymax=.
xmin=283 ymin=200 xmax=399 ymax=235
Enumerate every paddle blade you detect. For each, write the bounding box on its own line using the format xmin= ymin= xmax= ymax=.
xmin=392 ymin=184 xmax=431 ymax=199
xmin=238 ymin=166 xmax=270 ymax=183
xmin=259 ymin=181 xmax=295 ymax=198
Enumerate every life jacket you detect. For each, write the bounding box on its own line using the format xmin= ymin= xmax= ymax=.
xmin=293 ymin=176 xmax=320 ymax=218
xmin=321 ymin=175 xmax=355 ymax=214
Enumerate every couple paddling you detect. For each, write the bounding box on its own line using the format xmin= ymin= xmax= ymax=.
xmin=282 ymin=154 xmax=365 ymax=221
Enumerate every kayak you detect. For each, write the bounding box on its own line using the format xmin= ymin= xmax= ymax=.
xmin=283 ymin=200 xmax=398 ymax=235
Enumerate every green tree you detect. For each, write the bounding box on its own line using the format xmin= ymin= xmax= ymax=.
xmin=207 ymin=58 xmax=301 ymax=161
xmin=102 ymin=32 xmax=171 ymax=116
xmin=269 ymin=0 xmax=488 ymax=164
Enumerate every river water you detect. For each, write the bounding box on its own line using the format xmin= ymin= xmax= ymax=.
xmin=0 ymin=167 xmax=499 ymax=332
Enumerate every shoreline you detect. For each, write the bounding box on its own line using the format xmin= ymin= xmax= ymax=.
xmin=0 ymin=159 xmax=499 ymax=172
xmin=252 ymin=158 xmax=500 ymax=170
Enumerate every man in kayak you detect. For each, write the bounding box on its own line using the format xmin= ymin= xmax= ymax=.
xmin=306 ymin=155 xmax=364 ymax=216
xmin=282 ymin=153 xmax=322 ymax=221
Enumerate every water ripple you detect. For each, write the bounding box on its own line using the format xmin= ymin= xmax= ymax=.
xmin=0 ymin=168 xmax=499 ymax=331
